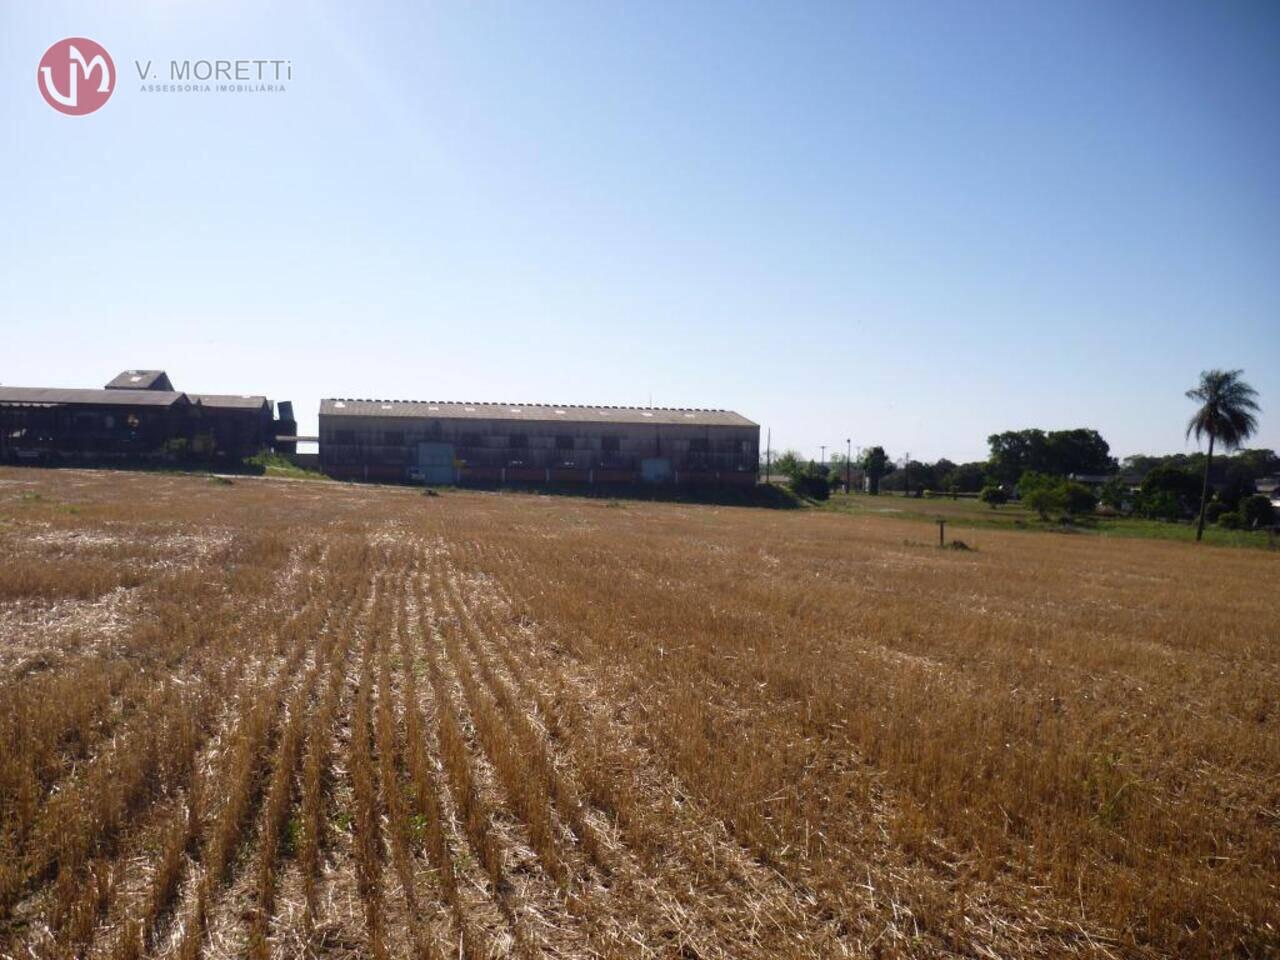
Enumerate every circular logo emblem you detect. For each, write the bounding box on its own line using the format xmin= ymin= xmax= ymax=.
xmin=38 ymin=38 xmax=115 ymax=115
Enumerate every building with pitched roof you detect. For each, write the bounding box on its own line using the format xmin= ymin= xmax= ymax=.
xmin=319 ymin=398 xmax=759 ymax=486
xmin=0 ymin=370 xmax=289 ymax=464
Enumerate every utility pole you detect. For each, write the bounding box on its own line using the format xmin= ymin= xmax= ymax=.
xmin=766 ymin=427 xmax=771 ymax=483
xmin=904 ymin=451 xmax=911 ymax=498
xmin=845 ymin=438 xmax=851 ymax=494
xmin=819 ymin=444 xmax=826 ymax=468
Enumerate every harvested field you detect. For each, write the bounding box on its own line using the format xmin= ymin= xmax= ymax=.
xmin=0 ymin=467 xmax=1276 ymax=959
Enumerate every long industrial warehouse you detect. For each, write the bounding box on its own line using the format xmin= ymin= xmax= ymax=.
xmin=319 ymin=398 xmax=760 ymax=486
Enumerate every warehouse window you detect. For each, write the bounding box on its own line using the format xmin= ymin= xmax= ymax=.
xmin=556 ymin=435 xmax=574 ymax=450
xmin=334 ymin=429 xmax=356 ymax=444
xmin=688 ymin=438 xmax=710 ymax=453
xmin=601 ymin=435 xmax=621 ymax=452
xmin=508 ymin=433 xmax=528 ymax=449
xmin=384 ymin=430 xmax=405 ymax=446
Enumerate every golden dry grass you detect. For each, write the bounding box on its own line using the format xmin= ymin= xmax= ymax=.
xmin=0 ymin=466 xmax=1275 ymax=959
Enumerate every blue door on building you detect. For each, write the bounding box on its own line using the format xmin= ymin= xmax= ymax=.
xmin=641 ymin=457 xmax=673 ymax=483
xmin=415 ymin=442 xmax=456 ymax=484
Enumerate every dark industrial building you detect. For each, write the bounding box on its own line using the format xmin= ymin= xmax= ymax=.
xmin=319 ymin=399 xmax=759 ymax=487
xmin=0 ymin=370 xmax=293 ymax=465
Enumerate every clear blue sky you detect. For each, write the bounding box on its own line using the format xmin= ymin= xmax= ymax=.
xmin=3 ymin=0 xmax=1278 ymax=463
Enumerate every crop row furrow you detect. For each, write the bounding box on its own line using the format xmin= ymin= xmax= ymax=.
xmin=0 ymin=539 xmax=329 ymax=945
xmin=439 ymin=563 xmax=737 ymax=958
xmin=166 ymin=599 xmax=329 ymax=960
xmin=244 ymin=620 xmax=346 ymax=958
xmin=58 ymin=558 xmax=343 ymax=960
xmin=349 ymin=574 xmax=391 ymax=959
xmin=399 ymin=571 xmax=500 ymax=960
xmin=443 ymin=548 xmax=844 ymax=958
xmin=414 ymin=571 xmax=561 ymax=960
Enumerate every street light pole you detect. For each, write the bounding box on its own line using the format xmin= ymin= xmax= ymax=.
xmin=819 ymin=444 xmax=826 ymax=467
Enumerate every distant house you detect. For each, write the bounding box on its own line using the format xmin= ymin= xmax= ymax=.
xmin=1067 ymin=473 xmax=1113 ymax=487
xmin=1069 ymin=472 xmax=1143 ymax=490
xmin=1260 ymin=477 xmax=1280 ymax=510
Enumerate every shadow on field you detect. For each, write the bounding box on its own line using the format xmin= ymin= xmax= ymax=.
xmin=429 ymin=480 xmax=805 ymax=510
xmin=2 ymin=456 xmax=268 ymax=477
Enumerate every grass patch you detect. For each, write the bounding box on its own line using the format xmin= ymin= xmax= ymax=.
xmin=244 ymin=451 xmax=329 ymax=480
xmin=822 ymin=490 xmax=1276 ymax=549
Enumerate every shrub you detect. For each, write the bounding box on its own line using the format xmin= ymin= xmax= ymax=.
xmin=773 ymin=451 xmax=801 ymax=480
xmin=1238 ymin=495 xmax=1276 ymax=528
xmin=780 ymin=458 xmax=832 ymax=501
xmin=1018 ymin=472 xmax=1066 ymax=520
xmin=1099 ymin=477 xmax=1129 ymax=510
xmin=790 ymin=470 xmax=831 ymax=501
xmin=1217 ymin=511 xmax=1243 ymax=530
xmin=245 ymin=450 xmax=326 ymax=479
xmin=979 ymin=485 xmax=1008 ymax=509
xmin=1062 ymin=482 xmax=1098 ymax=516
xmin=1016 ymin=474 xmax=1098 ymax=521
xmin=1141 ymin=490 xmax=1185 ymax=522
xmin=1218 ymin=470 xmax=1255 ymax=512
xmin=1138 ymin=466 xmax=1198 ymax=519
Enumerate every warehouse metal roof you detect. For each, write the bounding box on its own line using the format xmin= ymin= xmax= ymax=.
xmin=0 ymin=386 xmax=187 ymax=407
xmin=191 ymin=393 xmax=270 ymax=411
xmin=105 ymin=370 xmax=173 ymax=391
xmin=320 ymin=398 xmax=757 ymax=427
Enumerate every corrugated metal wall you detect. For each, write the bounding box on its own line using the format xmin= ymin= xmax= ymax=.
xmin=319 ymin=415 xmax=760 ymax=485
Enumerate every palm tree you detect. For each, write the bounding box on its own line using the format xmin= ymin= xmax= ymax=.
xmin=1185 ymin=369 xmax=1261 ymax=541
